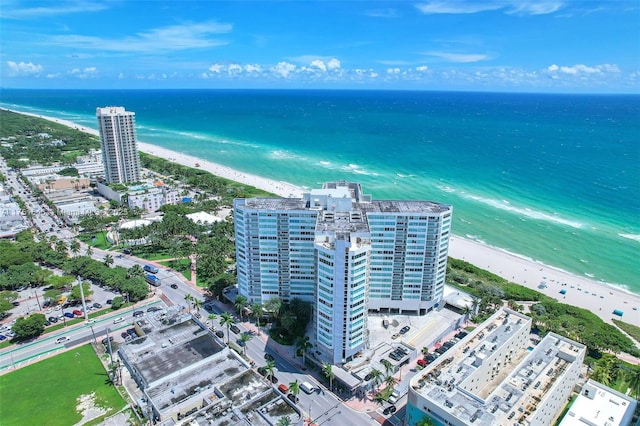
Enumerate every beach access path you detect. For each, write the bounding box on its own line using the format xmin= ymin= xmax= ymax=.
xmin=5 ymin=108 xmax=639 ymax=328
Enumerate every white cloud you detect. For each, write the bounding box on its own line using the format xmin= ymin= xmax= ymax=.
xmin=271 ymin=61 xmax=297 ymax=78
xmin=545 ymin=63 xmax=620 ymax=76
xmin=327 ymin=59 xmax=341 ymax=70
xmin=228 ymin=64 xmax=243 ymax=75
xmin=50 ymin=20 xmax=232 ymax=53
xmin=208 ymin=64 xmax=224 ymax=73
xmin=415 ymin=1 xmax=563 ymax=16
xmin=387 ymin=68 xmax=401 ymax=75
xmin=364 ymin=8 xmax=399 ymax=18
xmin=310 ymin=60 xmax=327 ymax=72
xmin=425 ymin=51 xmax=490 ymax=63
xmin=507 ymin=1 xmax=563 ymax=16
xmin=46 ymin=73 xmax=60 ymax=79
xmin=245 ymin=64 xmax=262 ymax=73
xmin=1 ymin=1 xmax=108 ymax=19
xmin=68 ymin=66 xmax=97 ymax=79
xmin=416 ymin=65 xmax=429 ymax=72
xmin=6 ymin=61 xmax=43 ymax=76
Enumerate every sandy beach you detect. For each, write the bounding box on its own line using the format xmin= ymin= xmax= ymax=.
xmin=5 ymin=108 xmax=640 ymax=328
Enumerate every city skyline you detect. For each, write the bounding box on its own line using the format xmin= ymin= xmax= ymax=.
xmin=1 ymin=0 xmax=639 ymax=93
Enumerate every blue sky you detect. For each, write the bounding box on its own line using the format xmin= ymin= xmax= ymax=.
xmin=1 ymin=0 xmax=638 ymax=92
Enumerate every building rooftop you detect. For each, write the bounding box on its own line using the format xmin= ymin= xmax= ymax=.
xmin=559 ymin=379 xmax=637 ymax=426
xmin=411 ymin=309 xmax=586 ymax=426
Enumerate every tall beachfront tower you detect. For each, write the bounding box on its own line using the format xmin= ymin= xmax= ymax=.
xmin=96 ymin=106 xmax=141 ymax=184
xmin=234 ymin=181 xmax=452 ymax=365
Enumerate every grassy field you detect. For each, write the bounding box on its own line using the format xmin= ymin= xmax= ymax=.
xmin=159 ymin=258 xmax=191 ymax=280
xmin=78 ymin=233 xmax=111 ymax=250
xmin=0 ymin=344 xmax=126 ymax=425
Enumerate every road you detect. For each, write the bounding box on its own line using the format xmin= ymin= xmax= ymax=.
xmin=0 ymin=299 xmax=161 ymax=371
xmin=0 ymin=159 xmax=380 ymax=424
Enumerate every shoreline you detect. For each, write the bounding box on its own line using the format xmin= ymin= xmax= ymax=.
xmin=4 ymin=107 xmax=639 ymax=327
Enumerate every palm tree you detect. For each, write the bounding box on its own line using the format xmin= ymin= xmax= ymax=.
xmin=421 ymin=346 xmax=429 ymax=357
xmin=235 ymin=295 xmax=248 ymax=321
xmin=322 ymin=363 xmax=335 ymax=391
xmin=70 ymin=240 xmax=80 ymax=257
xmin=239 ymin=333 xmax=253 ymax=356
xmin=381 ymin=359 xmax=394 ymax=376
xmin=264 ymin=297 xmax=282 ymax=321
xmin=207 ymin=313 xmax=217 ymax=328
xmin=384 ymin=375 xmax=397 ymax=390
xmin=281 ymin=311 xmax=296 ymax=330
xmin=625 ymin=367 xmax=640 ymax=400
xmin=251 ymin=303 xmax=263 ymax=329
xmin=289 ymin=379 xmax=300 ymax=400
xmin=193 ymin=298 xmax=203 ymax=314
xmin=296 ymin=335 xmax=312 ymax=366
xmin=127 ymin=264 xmax=145 ymax=279
xmin=103 ymin=254 xmax=114 ymax=268
xmin=372 ymin=392 xmax=386 ymax=406
xmin=264 ymin=359 xmax=276 ymax=383
xmin=85 ymin=245 xmax=93 ymax=257
xmin=369 ymin=368 xmax=384 ymax=387
xmin=184 ymin=293 xmax=194 ymax=313
xmin=219 ymin=312 xmax=235 ymax=344
xmin=416 ymin=416 xmax=435 ymax=426
xmin=55 ymin=240 xmax=68 ymax=256
xmin=276 ymin=416 xmax=292 ymax=426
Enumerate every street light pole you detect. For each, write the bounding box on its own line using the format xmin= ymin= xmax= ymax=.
xmin=105 ymin=328 xmax=114 ymax=366
xmin=89 ymin=324 xmax=98 ymax=346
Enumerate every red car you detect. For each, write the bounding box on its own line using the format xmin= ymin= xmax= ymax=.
xmin=417 ymin=359 xmax=428 ymax=367
xmin=72 ymin=309 xmax=83 ymax=317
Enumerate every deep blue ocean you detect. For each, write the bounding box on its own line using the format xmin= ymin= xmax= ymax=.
xmin=1 ymin=89 xmax=638 ymax=293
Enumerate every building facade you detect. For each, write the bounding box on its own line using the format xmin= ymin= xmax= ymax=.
xmin=96 ymin=106 xmax=141 ymax=184
xmin=406 ymin=308 xmax=587 ymax=426
xmin=127 ymin=187 xmax=179 ymax=213
xmin=234 ymin=181 xmax=452 ymax=364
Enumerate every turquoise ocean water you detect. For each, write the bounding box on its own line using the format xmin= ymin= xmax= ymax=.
xmin=1 ymin=89 xmax=638 ymax=293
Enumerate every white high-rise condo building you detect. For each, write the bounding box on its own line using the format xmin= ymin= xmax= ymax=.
xmin=96 ymin=106 xmax=141 ymax=184
xmin=234 ymin=181 xmax=452 ymax=364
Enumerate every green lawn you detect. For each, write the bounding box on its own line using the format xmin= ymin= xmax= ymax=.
xmin=159 ymin=258 xmax=191 ymax=280
xmin=78 ymin=233 xmax=111 ymax=250
xmin=0 ymin=344 xmax=127 ymax=425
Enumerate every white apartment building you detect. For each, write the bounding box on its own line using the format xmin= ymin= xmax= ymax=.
xmin=96 ymin=106 xmax=141 ymax=184
xmin=127 ymin=187 xmax=179 ymax=213
xmin=406 ymin=308 xmax=587 ymax=426
xmin=560 ymin=379 xmax=636 ymax=426
xmin=234 ymin=181 xmax=452 ymax=364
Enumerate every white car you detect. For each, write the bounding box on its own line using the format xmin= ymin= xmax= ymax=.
xmin=55 ymin=336 xmax=70 ymax=344
xmin=113 ymin=317 xmax=125 ymax=324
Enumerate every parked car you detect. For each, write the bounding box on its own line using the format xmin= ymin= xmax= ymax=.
xmin=72 ymin=309 xmax=82 ymax=317
xmin=101 ymin=336 xmax=114 ymax=345
xmin=214 ymin=330 xmax=224 ymax=339
xmin=230 ymin=325 xmax=241 ymax=334
xmin=106 ymin=299 xmax=113 ymax=305
xmin=391 ymin=333 xmax=400 ymax=339
xmin=133 ymin=311 xmax=144 ymax=318
xmin=264 ymin=353 xmax=275 ymax=362
xmin=287 ymin=393 xmax=299 ymax=404
xmin=417 ymin=359 xmax=428 ymax=367
xmin=55 ymin=336 xmax=70 ymax=344
xmin=64 ymin=312 xmax=75 ymax=318
xmin=383 ymin=405 xmax=397 ymax=415
xmin=48 ymin=316 xmax=58 ymax=323
xmin=300 ymin=381 xmax=314 ymax=394
xmin=121 ymin=332 xmax=130 ymax=339
xmin=0 ymin=335 xmax=7 ymax=341
xmin=399 ymin=326 xmax=411 ymax=334
xmin=93 ymin=302 xmax=102 ymax=309
xmin=278 ymin=384 xmax=289 ymax=394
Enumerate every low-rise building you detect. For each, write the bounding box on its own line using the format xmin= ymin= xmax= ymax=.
xmin=127 ymin=186 xmax=179 ymax=213
xmin=407 ymin=308 xmax=586 ymax=426
xmin=559 ymin=379 xmax=637 ymax=426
